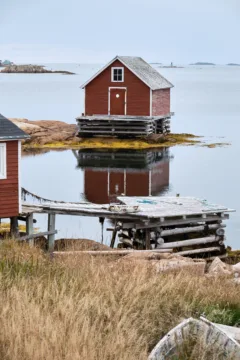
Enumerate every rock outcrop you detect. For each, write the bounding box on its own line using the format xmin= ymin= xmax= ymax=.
xmin=1 ymin=65 xmax=75 ymax=74
xmin=10 ymin=118 xmax=78 ymax=145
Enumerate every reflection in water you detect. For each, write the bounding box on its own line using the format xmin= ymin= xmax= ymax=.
xmin=73 ymin=148 xmax=171 ymax=204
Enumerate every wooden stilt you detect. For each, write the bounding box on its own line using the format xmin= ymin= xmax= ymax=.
xmin=47 ymin=214 xmax=56 ymax=252
xmin=26 ymin=213 xmax=34 ymax=246
xmin=10 ymin=217 xmax=19 ymax=238
xmin=99 ymin=217 xmax=105 ymax=244
xmin=110 ymin=222 xmax=118 ymax=248
xmin=145 ymin=229 xmax=151 ymax=249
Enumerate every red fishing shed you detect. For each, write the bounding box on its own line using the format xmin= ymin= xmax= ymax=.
xmin=0 ymin=114 xmax=29 ymax=222
xmin=77 ymin=56 xmax=174 ymax=137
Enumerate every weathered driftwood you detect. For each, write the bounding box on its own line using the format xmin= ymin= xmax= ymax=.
xmin=54 ymin=249 xmax=173 ymax=256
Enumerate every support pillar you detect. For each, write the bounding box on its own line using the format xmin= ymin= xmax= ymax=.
xmin=10 ymin=217 xmax=19 ymax=238
xmin=47 ymin=214 xmax=56 ymax=252
xmin=26 ymin=213 xmax=34 ymax=246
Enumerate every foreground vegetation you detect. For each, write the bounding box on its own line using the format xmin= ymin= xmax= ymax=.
xmin=0 ymin=241 xmax=239 ymax=360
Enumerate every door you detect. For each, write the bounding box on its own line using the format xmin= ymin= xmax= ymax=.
xmin=110 ymin=88 xmax=126 ymax=115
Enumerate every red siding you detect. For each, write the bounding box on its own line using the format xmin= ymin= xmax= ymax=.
xmin=85 ymin=60 xmax=150 ymax=116
xmin=0 ymin=141 xmax=19 ymax=218
xmin=152 ymin=89 xmax=170 ymax=116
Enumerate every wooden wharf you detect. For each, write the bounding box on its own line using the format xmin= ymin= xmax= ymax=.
xmin=76 ymin=114 xmax=172 ymax=137
xmin=17 ymin=190 xmax=234 ymax=257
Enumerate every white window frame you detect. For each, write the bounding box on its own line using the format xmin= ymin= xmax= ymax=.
xmin=0 ymin=143 xmax=7 ymax=180
xmin=111 ymin=67 xmax=124 ymax=82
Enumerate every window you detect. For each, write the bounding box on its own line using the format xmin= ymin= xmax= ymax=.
xmin=111 ymin=67 xmax=124 ymax=82
xmin=0 ymin=143 xmax=6 ymax=179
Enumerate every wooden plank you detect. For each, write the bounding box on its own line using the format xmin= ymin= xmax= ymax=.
xmin=53 ymin=248 xmax=173 ymax=256
xmin=47 ymin=214 xmax=56 ymax=252
xmin=26 ymin=213 xmax=34 ymax=246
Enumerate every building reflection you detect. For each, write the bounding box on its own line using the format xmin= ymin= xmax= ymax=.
xmin=73 ymin=148 xmax=171 ymax=204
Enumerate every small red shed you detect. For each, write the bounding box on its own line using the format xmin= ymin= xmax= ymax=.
xmin=0 ymin=114 xmax=29 ymax=220
xmin=81 ymin=56 xmax=174 ymax=117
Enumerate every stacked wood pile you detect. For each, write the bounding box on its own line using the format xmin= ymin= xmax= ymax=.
xmin=76 ymin=115 xmax=171 ymax=137
xmin=110 ymin=219 xmax=227 ymax=258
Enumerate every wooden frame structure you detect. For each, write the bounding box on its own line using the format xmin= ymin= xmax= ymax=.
xmin=76 ymin=114 xmax=172 ymax=137
xmin=17 ymin=192 xmax=234 ymax=257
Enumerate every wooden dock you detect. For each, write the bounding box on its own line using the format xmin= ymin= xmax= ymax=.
xmin=76 ymin=114 xmax=172 ymax=137
xmin=19 ymin=191 xmax=234 ymax=257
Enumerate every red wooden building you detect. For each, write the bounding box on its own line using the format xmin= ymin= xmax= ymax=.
xmin=77 ymin=56 xmax=174 ymax=137
xmin=0 ymin=114 xmax=29 ymax=221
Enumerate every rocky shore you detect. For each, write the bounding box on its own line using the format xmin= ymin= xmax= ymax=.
xmin=9 ymin=118 xmax=228 ymax=150
xmin=1 ymin=65 xmax=75 ymax=74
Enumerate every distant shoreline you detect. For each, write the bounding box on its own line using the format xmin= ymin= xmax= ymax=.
xmin=0 ymin=64 xmax=75 ymax=75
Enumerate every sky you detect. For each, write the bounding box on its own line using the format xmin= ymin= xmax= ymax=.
xmin=0 ymin=0 xmax=239 ymax=64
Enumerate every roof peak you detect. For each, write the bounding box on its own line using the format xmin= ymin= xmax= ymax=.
xmin=81 ymin=55 xmax=174 ymax=90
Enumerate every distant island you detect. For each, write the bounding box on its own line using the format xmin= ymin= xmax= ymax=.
xmin=1 ymin=64 xmax=75 ymax=75
xmin=190 ymin=62 xmax=216 ymax=66
xmin=227 ymin=63 xmax=240 ymax=66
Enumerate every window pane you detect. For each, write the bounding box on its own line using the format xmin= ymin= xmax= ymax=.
xmin=114 ymin=74 xmax=118 ymax=81
xmin=117 ymin=69 xmax=122 ymax=75
xmin=114 ymin=69 xmax=118 ymax=75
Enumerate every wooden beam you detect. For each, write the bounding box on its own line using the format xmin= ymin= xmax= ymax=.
xmin=26 ymin=213 xmax=34 ymax=246
xmin=157 ymin=236 xmax=219 ymax=249
xmin=110 ymin=222 xmax=118 ymax=248
xmin=47 ymin=214 xmax=56 ymax=252
xmin=10 ymin=217 xmax=19 ymax=238
xmin=161 ymin=224 xmax=225 ymax=237
xmin=53 ymin=248 xmax=173 ymax=256
xmin=145 ymin=229 xmax=151 ymax=249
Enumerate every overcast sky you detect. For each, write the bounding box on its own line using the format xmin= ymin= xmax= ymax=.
xmin=1 ymin=0 xmax=239 ymax=64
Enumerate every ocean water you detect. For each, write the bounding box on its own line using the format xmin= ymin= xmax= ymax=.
xmin=1 ymin=64 xmax=240 ymax=248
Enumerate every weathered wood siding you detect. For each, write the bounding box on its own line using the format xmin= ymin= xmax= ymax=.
xmin=152 ymin=89 xmax=170 ymax=116
xmin=85 ymin=60 xmax=150 ymax=116
xmin=0 ymin=141 xmax=19 ymax=218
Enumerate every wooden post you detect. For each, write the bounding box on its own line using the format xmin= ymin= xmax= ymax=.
xmin=26 ymin=213 xmax=34 ymax=246
xmin=99 ymin=217 xmax=105 ymax=244
xmin=145 ymin=229 xmax=151 ymax=249
xmin=110 ymin=222 xmax=118 ymax=248
xmin=10 ymin=217 xmax=19 ymax=238
xmin=47 ymin=213 xmax=56 ymax=252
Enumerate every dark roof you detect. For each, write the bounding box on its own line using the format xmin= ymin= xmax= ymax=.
xmin=81 ymin=56 xmax=174 ymax=90
xmin=0 ymin=114 xmax=30 ymax=140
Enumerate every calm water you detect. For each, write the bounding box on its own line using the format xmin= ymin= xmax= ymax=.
xmin=1 ymin=64 xmax=240 ymax=248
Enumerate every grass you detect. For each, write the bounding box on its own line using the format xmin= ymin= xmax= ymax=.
xmin=23 ymin=133 xmax=201 ymax=150
xmin=0 ymin=241 xmax=239 ymax=359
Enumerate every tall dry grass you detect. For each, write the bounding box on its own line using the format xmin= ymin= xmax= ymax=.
xmin=0 ymin=241 xmax=239 ymax=360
